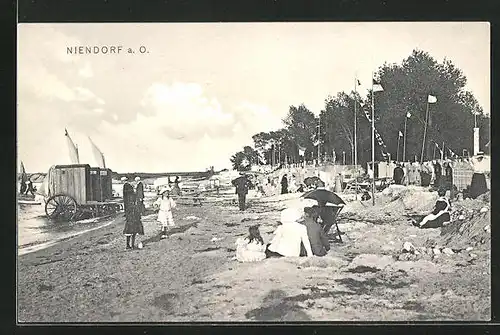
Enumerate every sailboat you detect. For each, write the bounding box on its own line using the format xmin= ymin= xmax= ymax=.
xmin=18 ymin=161 xmax=42 ymax=204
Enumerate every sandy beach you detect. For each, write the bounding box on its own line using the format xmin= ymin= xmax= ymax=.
xmin=17 ymin=186 xmax=490 ymax=322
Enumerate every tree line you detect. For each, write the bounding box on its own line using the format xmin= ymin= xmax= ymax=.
xmin=230 ymin=49 xmax=490 ymax=171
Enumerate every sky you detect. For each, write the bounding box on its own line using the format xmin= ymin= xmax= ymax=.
xmin=17 ymin=22 xmax=490 ymax=173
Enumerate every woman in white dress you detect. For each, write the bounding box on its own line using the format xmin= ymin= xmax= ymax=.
xmin=154 ymin=187 xmax=177 ymax=239
xmin=265 ymin=207 xmax=313 ymax=258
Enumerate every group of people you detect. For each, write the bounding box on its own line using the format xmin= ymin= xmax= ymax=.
xmin=19 ymin=180 xmax=36 ymax=196
xmin=122 ymin=177 xmax=145 ymax=249
xmin=122 ymin=176 xmax=178 ymax=248
xmin=235 ymin=202 xmax=342 ymax=262
xmin=392 ymin=160 xmax=453 ymax=189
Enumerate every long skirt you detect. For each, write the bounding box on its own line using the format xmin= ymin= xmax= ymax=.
xmin=419 ymin=211 xmax=450 ymax=229
xmin=469 ymin=173 xmax=487 ymax=199
xmin=123 ymin=216 xmax=144 ymax=235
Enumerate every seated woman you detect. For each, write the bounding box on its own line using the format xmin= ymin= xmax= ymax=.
xmin=265 ymin=208 xmax=313 ymax=258
xmin=414 ymin=188 xmax=451 ymax=229
xmin=235 ymin=225 xmax=266 ymax=262
xmin=301 ymin=206 xmax=330 ymax=257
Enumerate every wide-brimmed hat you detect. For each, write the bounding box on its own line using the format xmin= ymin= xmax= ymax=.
xmin=121 ymin=177 xmax=128 ymax=181
xmin=280 ymin=208 xmax=303 ymax=225
xmin=160 ymin=186 xmax=172 ymax=194
xmin=135 ymin=176 xmax=141 ymax=181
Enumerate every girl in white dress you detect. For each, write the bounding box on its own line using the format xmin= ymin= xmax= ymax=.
xmin=154 ymin=187 xmax=177 ymax=239
xmin=235 ymin=225 xmax=266 ymax=262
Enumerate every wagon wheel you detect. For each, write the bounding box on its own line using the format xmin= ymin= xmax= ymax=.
xmin=45 ymin=194 xmax=78 ymax=221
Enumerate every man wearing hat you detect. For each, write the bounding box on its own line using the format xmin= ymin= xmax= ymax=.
xmin=135 ymin=176 xmax=145 ymax=215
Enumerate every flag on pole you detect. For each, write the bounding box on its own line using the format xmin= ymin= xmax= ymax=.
xmin=398 ymin=131 xmax=403 ymax=137
xmin=88 ymin=137 xmax=106 ymax=168
xmin=313 ymin=140 xmax=320 ymax=147
xmin=65 ymin=128 xmax=80 ymax=164
xmin=435 ymin=142 xmax=443 ymax=155
xmin=428 ymin=95 xmax=437 ymax=103
xmin=357 ymin=79 xmax=361 ymax=86
xmin=406 ymin=112 xmax=411 ymax=118
xmin=372 ymin=79 xmax=384 ymax=92
xmin=298 ymin=146 xmax=305 ymax=157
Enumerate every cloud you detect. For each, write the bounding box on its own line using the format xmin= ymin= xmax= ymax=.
xmin=86 ymin=82 xmax=274 ymax=172
xmin=78 ymin=62 xmax=94 ymax=78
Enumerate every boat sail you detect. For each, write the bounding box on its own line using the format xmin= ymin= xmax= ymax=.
xmin=88 ymin=136 xmax=106 ymax=168
xmin=65 ymin=128 xmax=80 ymax=164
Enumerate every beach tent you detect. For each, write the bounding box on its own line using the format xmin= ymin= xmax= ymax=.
xmin=153 ymin=177 xmax=172 ymax=190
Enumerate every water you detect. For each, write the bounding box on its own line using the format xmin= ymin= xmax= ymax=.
xmin=17 ymin=202 xmax=119 ymax=255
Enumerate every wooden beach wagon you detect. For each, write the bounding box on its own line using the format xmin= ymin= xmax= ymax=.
xmin=44 ymin=164 xmax=123 ymax=221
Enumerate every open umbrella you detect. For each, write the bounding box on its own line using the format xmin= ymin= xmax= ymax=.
xmin=301 ymin=188 xmax=345 ymax=242
xmin=301 ymin=189 xmax=345 ymax=206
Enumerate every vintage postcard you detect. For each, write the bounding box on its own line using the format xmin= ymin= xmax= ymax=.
xmin=17 ymin=22 xmax=490 ymax=322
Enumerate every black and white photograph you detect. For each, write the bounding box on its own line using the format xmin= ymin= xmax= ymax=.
xmin=17 ymin=22 xmax=491 ymax=322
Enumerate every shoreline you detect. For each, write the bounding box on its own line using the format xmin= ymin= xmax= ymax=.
xmin=17 ymin=191 xmax=490 ymax=322
xmin=18 ymin=215 xmax=123 ymax=256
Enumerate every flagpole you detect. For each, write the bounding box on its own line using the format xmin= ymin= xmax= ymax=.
xmin=433 ymin=143 xmax=436 ymax=160
xmin=317 ymin=115 xmax=321 ymax=165
xmin=371 ymin=72 xmax=375 ymax=206
xmin=397 ymin=133 xmax=401 ymax=162
xmin=403 ymin=113 xmax=408 ymax=162
xmin=420 ymin=101 xmax=430 ymax=164
xmin=441 ymin=142 xmax=445 ymax=161
xmin=354 ymin=77 xmax=358 ymax=199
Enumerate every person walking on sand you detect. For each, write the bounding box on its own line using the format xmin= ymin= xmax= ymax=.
xmin=172 ymin=176 xmax=182 ymax=196
xmin=154 ymin=187 xmax=177 ymax=239
xmin=281 ymin=174 xmax=289 ymax=194
xmin=135 ymin=176 xmax=145 ymax=215
xmin=123 ymin=182 xmax=144 ymax=249
xmin=232 ymin=175 xmax=250 ymax=211
xmin=302 ymin=206 xmax=330 ymax=257
xmin=235 ymin=225 xmax=266 ymax=262
xmin=265 ymin=208 xmax=313 ymax=258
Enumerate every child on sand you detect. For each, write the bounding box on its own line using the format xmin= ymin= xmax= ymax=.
xmin=235 ymin=225 xmax=266 ymax=262
xmin=154 ymin=187 xmax=177 ymax=239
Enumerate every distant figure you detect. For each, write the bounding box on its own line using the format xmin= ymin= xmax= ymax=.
xmin=469 ymin=153 xmax=488 ymax=199
xmin=265 ymin=208 xmax=313 ymax=258
xmin=25 ymin=180 xmax=35 ymax=196
xmin=393 ymin=164 xmax=404 ymax=185
xmin=232 ymin=175 xmax=250 ymax=211
xmin=361 ymin=191 xmax=371 ymax=201
xmin=154 ymin=187 xmax=177 ymax=239
xmin=214 ymin=178 xmax=220 ymax=196
xmin=414 ymin=188 xmax=451 ymax=228
xmin=444 ymin=162 xmax=453 ymax=191
xmin=302 ymin=206 xmax=330 ymax=257
xmin=281 ymin=174 xmax=289 ymax=194
xmin=433 ymin=161 xmax=442 ymax=188
xmin=235 ymin=225 xmax=266 ymax=262
xmin=172 ymin=176 xmax=182 ymax=196
xmin=420 ymin=163 xmax=432 ymax=187
xmin=20 ymin=180 xmax=27 ymax=194
xmin=123 ymin=182 xmax=144 ymax=249
xmin=135 ymin=176 xmax=145 ymax=215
